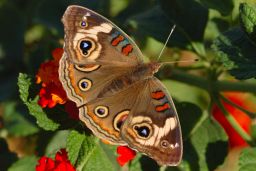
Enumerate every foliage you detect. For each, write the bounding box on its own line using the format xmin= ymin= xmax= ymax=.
xmin=1 ymin=0 xmax=256 ymax=171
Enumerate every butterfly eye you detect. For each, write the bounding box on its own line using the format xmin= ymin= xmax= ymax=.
xmin=78 ymin=78 xmax=92 ymax=91
xmin=94 ymin=106 xmax=109 ymax=117
xmin=133 ymin=123 xmax=152 ymax=139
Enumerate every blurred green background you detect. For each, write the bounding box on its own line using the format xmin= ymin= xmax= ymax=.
xmin=1 ymin=0 xmax=256 ymax=171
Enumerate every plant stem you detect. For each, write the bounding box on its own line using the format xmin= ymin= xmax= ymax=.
xmin=159 ymin=67 xmax=256 ymax=145
xmin=213 ymin=94 xmax=254 ymax=145
xmin=216 ymin=81 xmax=256 ymax=93
xmin=160 ymin=68 xmax=256 ymax=93
xmin=219 ymin=94 xmax=256 ymax=118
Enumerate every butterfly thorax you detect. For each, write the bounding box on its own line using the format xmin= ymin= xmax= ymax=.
xmin=147 ymin=62 xmax=162 ymax=75
xmin=98 ymin=62 xmax=161 ymax=98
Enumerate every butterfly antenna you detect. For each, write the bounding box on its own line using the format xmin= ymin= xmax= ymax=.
xmin=161 ymin=59 xmax=199 ymax=65
xmin=156 ymin=24 xmax=176 ymax=61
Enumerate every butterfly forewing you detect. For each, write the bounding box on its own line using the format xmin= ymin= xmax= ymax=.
xmin=62 ymin=5 xmax=144 ymax=65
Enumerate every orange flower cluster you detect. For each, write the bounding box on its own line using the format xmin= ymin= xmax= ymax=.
xmin=36 ymin=48 xmax=67 ymax=108
xmin=36 ymin=149 xmax=75 ymax=171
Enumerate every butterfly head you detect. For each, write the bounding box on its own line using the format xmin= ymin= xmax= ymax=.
xmin=148 ymin=62 xmax=162 ymax=75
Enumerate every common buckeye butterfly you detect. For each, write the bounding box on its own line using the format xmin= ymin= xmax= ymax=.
xmin=59 ymin=5 xmax=183 ymax=166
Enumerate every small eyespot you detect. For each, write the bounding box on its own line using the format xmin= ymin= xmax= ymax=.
xmin=161 ymin=140 xmax=169 ymax=148
xmin=94 ymin=106 xmax=109 ymax=117
xmin=80 ymin=20 xmax=87 ymax=28
xmin=133 ymin=123 xmax=152 ymax=139
xmin=78 ymin=78 xmax=92 ymax=91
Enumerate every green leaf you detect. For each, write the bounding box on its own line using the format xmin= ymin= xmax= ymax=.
xmin=18 ymin=73 xmax=31 ymax=103
xmin=67 ymin=130 xmax=119 ymax=171
xmin=184 ymin=117 xmax=228 ymax=171
xmin=212 ymin=28 xmax=256 ymax=79
xmin=129 ymin=154 xmax=143 ymax=171
xmin=17 ymin=73 xmax=59 ymax=131
xmin=240 ymin=3 xmax=256 ymax=43
xmin=8 ymin=156 xmax=38 ymax=171
xmin=67 ymin=130 xmax=88 ymax=165
xmin=80 ymin=143 xmax=118 ymax=171
xmin=199 ymin=0 xmax=234 ymax=16
xmin=45 ymin=130 xmax=69 ymax=157
xmin=3 ymin=102 xmax=39 ymax=136
xmin=239 ymin=148 xmax=256 ymax=171
xmin=162 ymin=79 xmax=209 ymax=110
xmin=26 ymin=97 xmax=59 ymax=131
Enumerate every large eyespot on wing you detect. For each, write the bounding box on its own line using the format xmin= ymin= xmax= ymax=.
xmin=120 ymin=77 xmax=183 ymax=166
xmin=61 ymin=5 xmax=144 ymax=65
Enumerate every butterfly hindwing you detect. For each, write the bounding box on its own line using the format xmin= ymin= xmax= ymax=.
xmin=120 ymin=77 xmax=183 ymax=166
xmin=78 ymin=77 xmax=182 ymax=165
xmin=78 ymin=80 xmax=147 ymax=145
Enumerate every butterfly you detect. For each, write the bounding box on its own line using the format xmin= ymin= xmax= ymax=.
xmin=59 ymin=5 xmax=182 ymax=166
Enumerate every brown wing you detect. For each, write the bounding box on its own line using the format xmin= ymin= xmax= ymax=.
xmin=78 ymin=79 xmax=148 ymax=145
xmin=59 ymin=53 xmax=135 ymax=106
xmin=120 ymin=77 xmax=183 ymax=166
xmin=77 ymin=77 xmax=182 ymax=165
xmin=62 ymin=5 xmax=144 ymax=65
xmin=60 ymin=5 xmax=145 ymax=106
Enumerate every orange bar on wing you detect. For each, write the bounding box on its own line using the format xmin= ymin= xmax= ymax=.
xmin=151 ymin=91 xmax=165 ymax=100
xmin=155 ymin=103 xmax=170 ymax=112
xmin=111 ymin=35 xmax=124 ymax=46
xmin=122 ymin=44 xmax=133 ymax=56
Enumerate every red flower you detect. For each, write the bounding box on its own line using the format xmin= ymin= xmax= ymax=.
xmin=36 ymin=149 xmax=75 ymax=171
xmin=36 ymin=48 xmax=63 ymax=85
xmin=38 ymin=82 xmax=67 ymax=108
xmin=116 ymin=146 xmax=136 ymax=166
xmin=212 ymin=92 xmax=253 ymax=148
xmin=36 ymin=48 xmax=67 ymax=108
